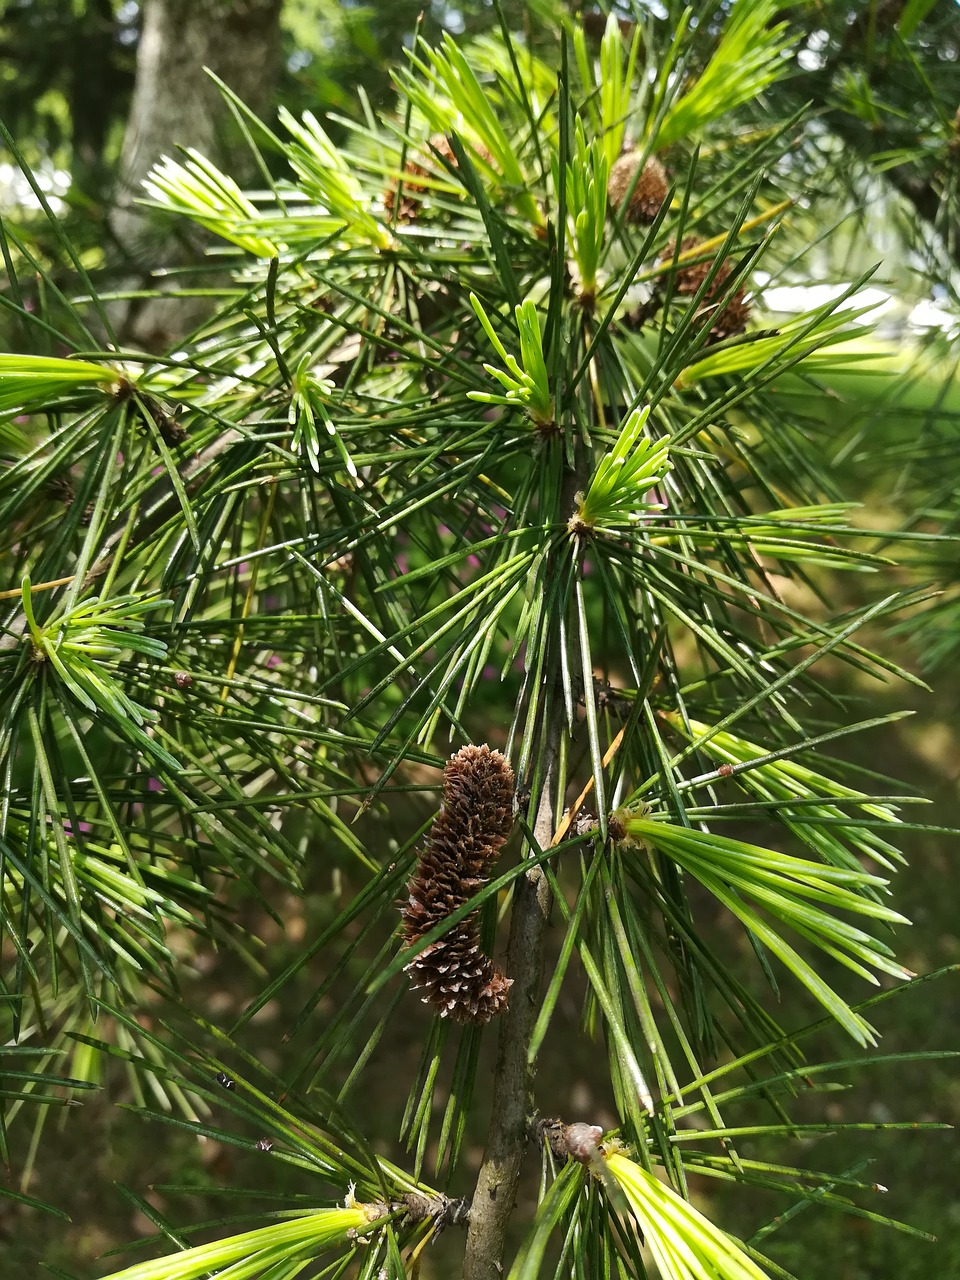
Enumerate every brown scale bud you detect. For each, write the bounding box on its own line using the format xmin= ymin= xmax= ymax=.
xmin=607 ymin=151 xmax=669 ymax=225
xmin=401 ymin=745 xmax=515 ymax=1023
xmin=607 ymin=813 xmax=628 ymax=843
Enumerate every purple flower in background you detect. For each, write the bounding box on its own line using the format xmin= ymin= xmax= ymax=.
xmin=147 ymin=777 xmax=164 ymax=793
xmin=266 ymin=653 xmax=282 ymax=670
xmin=62 ymin=818 xmax=92 ymax=837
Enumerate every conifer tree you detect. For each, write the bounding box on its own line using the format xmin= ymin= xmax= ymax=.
xmin=0 ymin=3 xmax=955 ymax=1277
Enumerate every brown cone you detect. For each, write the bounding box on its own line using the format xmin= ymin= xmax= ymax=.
xmin=386 ymin=134 xmax=495 ymax=222
xmin=708 ymin=287 xmax=751 ymax=340
xmin=401 ymin=745 xmax=515 ymax=1023
xmin=385 ymin=134 xmax=457 ymax=223
xmin=607 ymin=151 xmax=669 ymax=224
xmin=659 ymin=237 xmax=752 ymax=341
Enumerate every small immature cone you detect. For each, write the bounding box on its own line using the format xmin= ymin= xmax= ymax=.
xmin=401 ymin=745 xmax=515 ymax=1023
xmin=607 ymin=151 xmax=669 ymax=224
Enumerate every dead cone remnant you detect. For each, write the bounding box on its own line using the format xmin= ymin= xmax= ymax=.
xmin=659 ymin=236 xmax=752 ymax=341
xmin=401 ymin=744 xmax=515 ymax=1022
xmin=114 ymin=377 xmax=187 ymax=446
xmin=607 ymin=150 xmax=669 ymax=224
xmin=44 ymin=472 xmax=76 ymax=506
xmin=400 ymin=1192 xmax=471 ymax=1230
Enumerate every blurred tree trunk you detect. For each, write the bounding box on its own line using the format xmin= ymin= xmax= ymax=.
xmin=111 ymin=0 xmax=282 ymax=346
